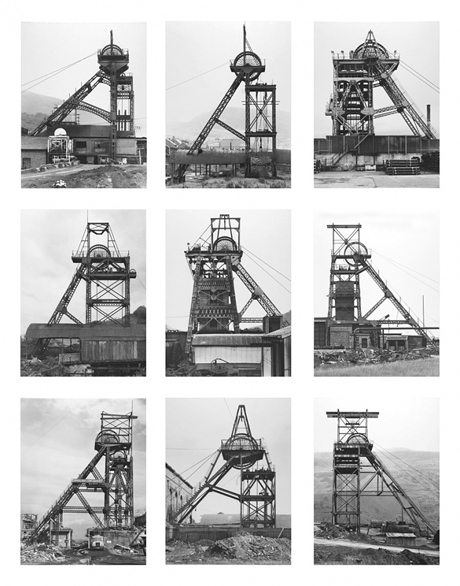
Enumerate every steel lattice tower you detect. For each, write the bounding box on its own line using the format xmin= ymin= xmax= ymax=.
xmin=31 ymin=31 xmax=135 ymax=159
xmin=28 ymin=411 xmax=138 ymax=543
xmin=175 ymin=25 xmax=277 ymax=182
xmin=171 ymin=405 xmax=276 ymax=528
xmin=326 ymin=223 xmax=433 ymax=346
xmin=184 ymin=214 xmax=281 ymax=354
xmin=326 ymin=410 xmax=435 ymax=534
xmin=326 ymin=30 xmax=436 ymax=139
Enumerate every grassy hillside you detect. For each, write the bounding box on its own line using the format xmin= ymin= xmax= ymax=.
xmin=315 ymin=449 xmax=439 ymax=527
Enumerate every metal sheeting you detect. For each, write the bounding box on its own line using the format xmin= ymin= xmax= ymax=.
xmin=81 ymin=340 xmax=146 ymax=362
xmin=192 ymin=334 xmax=263 ymax=346
xmin=194 ymin=345 xmax=261 ymax=364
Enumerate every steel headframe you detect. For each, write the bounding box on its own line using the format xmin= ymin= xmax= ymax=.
xmin=184 ymin=214 xmax=281 ymax=354
xmin=326 ymin=223 xmax=433 ymax=345
xmin=326 ymin=410 xmax=436 ymax=535
xmin=326 ymin=30 xmax=436 ymax=139
xmin=31 ymin=31 xmax=135 ymax=158
xmin=28 ymin=410 xmax=138 ymax=543
xmin=174 ymin=25 xmax=277 ymax=182
xmin=171 ymin=404 xmax=276 ymax=528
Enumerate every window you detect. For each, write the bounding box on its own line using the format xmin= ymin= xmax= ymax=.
xmin=75 ymin=141 xmax=87 ymax=149
xmin=22 ymin=158 xmax=31 ymax=169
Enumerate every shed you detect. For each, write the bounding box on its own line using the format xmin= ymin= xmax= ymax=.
xmin=386 ymin=532 xmax=416 ymax=547
xmin=21 ymin=136 xmax=48 ymax=169
xmin=191 ymin=334 xmax=264 ymax=376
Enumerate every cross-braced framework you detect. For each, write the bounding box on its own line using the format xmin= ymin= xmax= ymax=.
xmin=171 ymin=405 xmax=276 ymax=528
xmin=326 ymin=223 xmax=433 ymax=346
xmin=326 ymin=410 xmax=436 ymax=534
xmin=28 ymin=411 xmax=138 ymax=543
xmin=30 ymin=31 xmax=134 ymax=158
xmin=32 ymin=221 xmax=136 ymax=357
xmin=326 ymin=30 xmax=436 ymax=140
xmin=174 ymin=25 xmax=277 ymax=182
xmin=184 ymin=214 xmax=281 ymax=354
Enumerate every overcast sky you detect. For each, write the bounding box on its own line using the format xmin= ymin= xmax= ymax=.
xmin=21 ymin=210 xmax=146 ymax=335
xmin=166 ymin=398 xmax=291 ymax=519
xmin=166 ymin=21 xmax=291 ymax=127
xmin=21 ymin=398 xmax=146 ymax=540
xmin=314 ymin=210 xmax=439 ymax=337
xmin=21 ymin=23 xmax=146 ymax=135
xmin=166 ymin=210 xmax=291 ymax=331
xmin=314 ymin=397 xmax=439 ymax=453
xmin=314 ymin=22 xmax=439 ymax=137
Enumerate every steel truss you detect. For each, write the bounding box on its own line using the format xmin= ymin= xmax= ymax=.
xmin=30 ymin=31 xmax=134 ymax=159
xmin=326 ymin=223 xmax=432 ymax=344
xmin=171 ymin=405 xmax=276 ymax=527
xmin=326 ymin=30 xmax=436 ymax=139
xmin=326 ymin=411 xmax=435 ymax=534
xmin=175 ymin=26 xmax=277 ymax=182
xmin=184 ymin=214 xmax=280 ymax=354
xmin=28 ymin=411 xmax=138 ymax=543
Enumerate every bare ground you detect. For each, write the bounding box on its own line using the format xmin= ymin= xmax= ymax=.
xmin=314 ymin=542 xmax=439 ymax=565
xmin=22 ymin=165 xmax=146 ymax=188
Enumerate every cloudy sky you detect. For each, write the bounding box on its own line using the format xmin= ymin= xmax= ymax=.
xmin=21 ymin=398 xmax=146 ymax=540
xmin=21 ymin=210 xmax=146 ymax=335
xmin=166 ymin=398 xmax=291 ymax=520
xmin=314 ymin=210 xmax=439 ymax=338
xmin=166 ymin=21 xmax=291 ymax=128
xmin=22 ymin=22 xmax=147 ymax=135
xmin=314 ymin=22 xmax=439 ymax=137
xmin=314 ymin=397 xmax=439 ymax=453
xmin=166 ymin=210 xmax=291 ymax=331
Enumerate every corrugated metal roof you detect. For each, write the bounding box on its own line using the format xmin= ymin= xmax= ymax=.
xmin=21 ymin=136 xmax=48 ymax=150
xmin=192 ymin=334 xmax=263 ymax=346
xmin=265 ymin=325 xmax=291 ymax=338
xmin=386 ymin=533 xmax=416 ymax=538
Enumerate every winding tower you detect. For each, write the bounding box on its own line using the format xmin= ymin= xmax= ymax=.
xmin=327 ymin=410 xmax=436 ymax=535
xmin=175 ymin=25 xmax=277 ymax=182
xmin=31 ymin=31 xmax=135 ymax=159
xmin=32 ymin=221 xmax=137 ymax=358
xmin=326 ymin=30 xmax=436 ymax=139
xmin=184 ymin=214 xmax=281 ymax=354
xmin=28 ymin=411 xmax=138 ymax=543
xmin=326 ymin=223 xmax=433 ymax=348
xmin=171 ymin=405 xmax=276 ymax=527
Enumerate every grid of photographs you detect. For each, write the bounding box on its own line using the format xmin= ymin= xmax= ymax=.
xmin=6 ymin=2 xmax=454 ymax=585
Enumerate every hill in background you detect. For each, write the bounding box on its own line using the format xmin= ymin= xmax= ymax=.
xmin=315 ymin=449 xmax=439 ymax=528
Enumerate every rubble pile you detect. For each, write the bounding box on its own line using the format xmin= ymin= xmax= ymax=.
xmin=314 ymin=347 xmax=438 ymax=368
xmin=207 ymin=532 xmax=291 ymax=562
xmin=21 ymin=357 xmax=61 ymax=377
xmin=315 ymin=523 xmax=375 ymax=543
xmin=21 ymin=543 xmax=69 ymax=564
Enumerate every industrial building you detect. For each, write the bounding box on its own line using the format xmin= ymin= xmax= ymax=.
xmin=166 ymin=214 xmax=291 ymax=376
xmin=21 ymin=31 xmax=146 ymax=169
xmin=314 ymin=29 xmax=439 ymax=175
xmin=165 ymin=464 xmax=194 ymax=526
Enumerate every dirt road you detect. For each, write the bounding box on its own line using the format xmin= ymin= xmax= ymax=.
xmin=314 ymin=537 xmax=439 ymax=558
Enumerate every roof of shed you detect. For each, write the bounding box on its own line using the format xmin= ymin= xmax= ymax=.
xmin=192 ymin=334 xmax=263 ymax=346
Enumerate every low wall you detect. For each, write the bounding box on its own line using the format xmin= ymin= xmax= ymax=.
xmin=167 ymin=525 xmax=291 ymax=543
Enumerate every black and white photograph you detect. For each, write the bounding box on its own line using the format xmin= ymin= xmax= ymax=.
xmin=21 ymin=22 xmax=147 ymax=188
xmin=21 ymin=210 xmax=146 ymax=377
xmin=166 ymin=210 xmax=291 ymax=376
xmin=314 ymin=211 xmax=439 ymax=376
xmin=314 ymin=22 xmax=439 ymax=187
xmin=166 ymin=398 xmax=291 ymax=564
xmin=166 ymin=21 xmax=291 ymax=187
xmin=314 ymin=400 xmax=439 ymax=565
xmin=21 ymin=399 xmax=146 ymax=565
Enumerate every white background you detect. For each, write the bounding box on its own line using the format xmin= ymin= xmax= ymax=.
xmin=1 ymin=0 xmax=457 ymax=583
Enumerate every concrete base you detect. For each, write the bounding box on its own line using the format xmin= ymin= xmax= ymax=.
xmin=314 ymin=171 xmax=439 ymax=189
